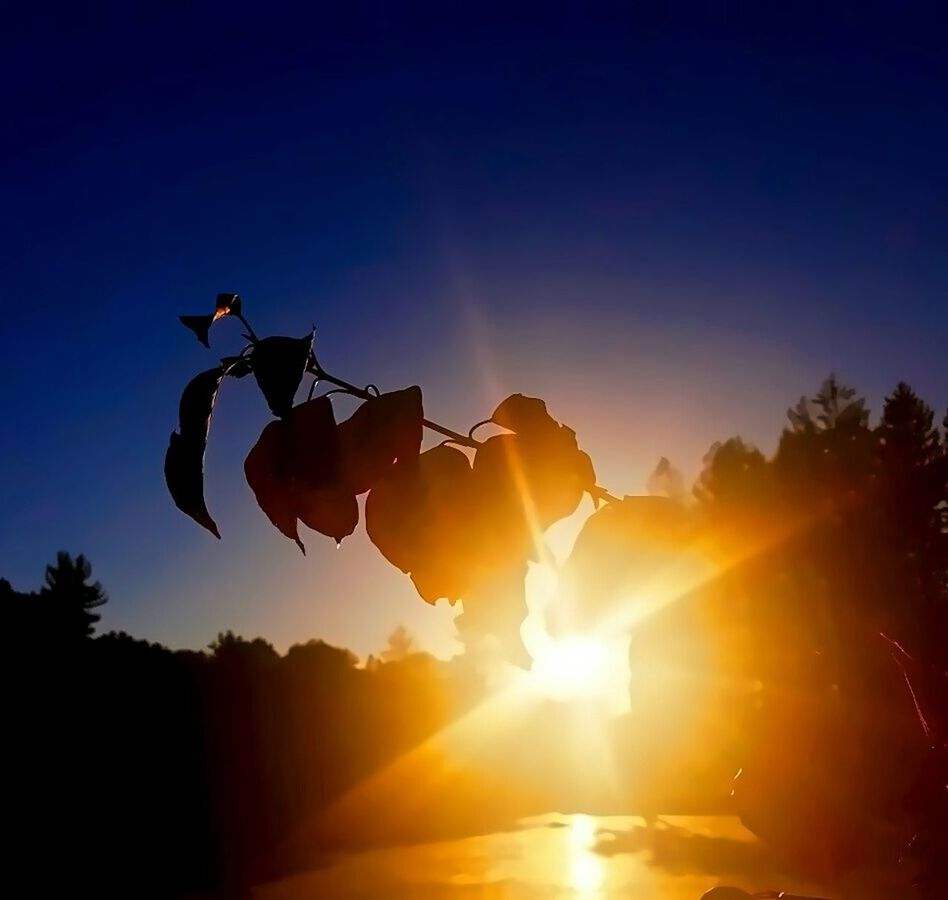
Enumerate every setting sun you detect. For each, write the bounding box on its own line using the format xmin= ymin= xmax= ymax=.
xmin=529 ymin=635 xmax=608 ymax=698
xmin=520 ymin=563 xmax=632 ymax=713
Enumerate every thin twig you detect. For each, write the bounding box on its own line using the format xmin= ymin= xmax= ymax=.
xmin=308 ymin=362 xmax=620 ymax=504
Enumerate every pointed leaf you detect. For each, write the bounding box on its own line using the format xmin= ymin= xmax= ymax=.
xmin=250 ymin=333 xmax=314 ymax=419
xmin=179 ymin=314 xmax=215 ymax=348
xmin=164 ymin=367 xmax=224 ymax=538
xmin=165 ymin=432 xmax=221 ymax=538
xmin=244 ymin=420 xmax=305 ymax=552
xmin=366 ymin=445 xmax=474 ymax=603
xmin=297 ymin=483 xmax=358 ymax=543
xmin=337 ymin=386 xmax=424 ymax=493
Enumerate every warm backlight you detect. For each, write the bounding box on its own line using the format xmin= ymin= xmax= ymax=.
xmin=529 ymin=635 xmax=611 ymax=700
xmin=522 ymin=563 xmax=631 ymax=713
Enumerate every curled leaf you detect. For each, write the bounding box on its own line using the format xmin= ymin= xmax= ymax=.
xmin=221 ymin=356 xmax=253 ymax=378
xmin=490 ymin=394 xmax=557 ymax=437
xmin=250 ymin=333 xmax=314 ymax=419
xmin=179 ymin=314 xmax=215 ymax=349
xmin=337 ymin=386 xmax=424 ymax=493
xmin=165 ymin=367 xmax=224 ymax=537
xmin=244 ymin=421 xmax=305 ymax=552
xmin=214 ymin=292 xmax=242 ymax=320
xmin=165 ymin=433 xmax=221 ymax=538
xmin=177 ymin=368 xmax=224 ymax=440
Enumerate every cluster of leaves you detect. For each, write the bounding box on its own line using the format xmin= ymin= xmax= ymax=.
xmin=166 ymin=296 xmax=597 ymax=662
xmin=367 ymin=394 xmax=595 ymax=663
xmin=246 ymin=387 xmax=423 ymax=551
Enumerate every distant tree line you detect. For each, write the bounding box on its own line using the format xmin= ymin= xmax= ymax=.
xmin=4 ymin=377 xmax=948 ymax=897
xmin=679 ymin=377 xmax=947 ymax=886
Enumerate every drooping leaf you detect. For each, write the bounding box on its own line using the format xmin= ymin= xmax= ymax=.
xmin=177 ymin=368 xmax=224 ymax=441
xmin=179 ymin=314 xmax=215 ymax=348
xmin=366 ymin=445 xmax=474 ymax=603
xmin=164 ymin=367 xmax=224 ymax=538
xmin=364 ymin=442 xmax=535 ymax=666
xmin=165 ymin=432 xmax=221 ymax=538
xmin=214 ymin=292 xmax=242 ymax=320
xmin=221 ymin=355 xmax=253 ymax=378
xmin=481 ymin=395 xmax=596 ymax=534
xmin=337 ymin=386 xmax=424 ymax=493
xmin=297 ymin=483 xmax=359 ymax=543
xmin=365 ymin=461 xmax=421 ymax=574
xmin=472 ymin=427 xmax=595 ymax=538
xmin=287 ymin=397 xmax=360 ymax=541
xmin=407 ymin=446 xmax=477 ymax=603
xmin=250 ymin=332 xmax=314 ymax=419
xmin=490 ymin=393 xmax=557 ymax=437
xmin=244 ymin=420 xmax=305 ymax=552
xmin=286 ymin=395 xmax=340 ymax=487
xmin=244 ymin=398 xmax=361 ymax=550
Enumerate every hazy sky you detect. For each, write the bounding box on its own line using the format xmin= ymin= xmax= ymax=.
xmin=2 ymin=5 xmax=946 ymax=659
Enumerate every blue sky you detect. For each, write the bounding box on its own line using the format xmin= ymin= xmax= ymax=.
xmin=2 ymin=4 xmax=946 ymax=658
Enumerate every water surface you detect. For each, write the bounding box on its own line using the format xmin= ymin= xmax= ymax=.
xmin=254 ymin=814 xmax=838 ymax=899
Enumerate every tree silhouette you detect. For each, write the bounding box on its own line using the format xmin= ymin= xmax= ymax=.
xmin=39 ymin=551 xmax=108 ymax=640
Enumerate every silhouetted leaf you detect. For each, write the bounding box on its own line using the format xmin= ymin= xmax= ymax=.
xmin=164 ymin=367 xmax=224 ymax=538
xmin=287 ymin=396 xmax=340 ymax=487
xmin=297 ymin=484 xmax=358 ymax=543
xmin=244 ymin=421 xmax=305 ymax=553
xmin=472 ymin=428 xmax=595 ymax=537
xmin=480 ymin=395 xmax=596 ymax=536
xmin=165 ymin=433 xmax=221 ymax=538
xmin=366 ymin=445 xmax=474 ymax=603
xmin=244 ymin=399 xmax=362 ymax=549
xmin=287 ymin=398 xmax=360 ymax=542
xmin=179 ymin=314 xmax=215 ymax=348
xmin=177 ymin=367 xmax=224 ymax=440
xmin=221 ymin=356 xmax=253 ymax=378
xmin=214 ymin=292 xmax=242 ymax=320
xmin=338 ymin=386 xmax=424 ymax=493
xmin=365 ymin=462 xmax=419 ymax=574
xmin=250 ymin=332 xmax=314 ymax=419
xmin=490 ymin=393 xmax=557 ymax=437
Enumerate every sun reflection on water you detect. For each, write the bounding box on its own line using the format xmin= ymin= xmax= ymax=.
xmin=567 ymin=814 xmax=605 ymax=895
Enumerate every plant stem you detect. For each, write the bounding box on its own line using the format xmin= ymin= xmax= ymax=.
xmin=309 ymin=363 xmax=620 ymax=506
xmin=235 ymin=312 xmax=259 ymax=343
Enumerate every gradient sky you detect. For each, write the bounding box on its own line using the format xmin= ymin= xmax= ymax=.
xmin=2 ymin=5 xmax=947 ymax=660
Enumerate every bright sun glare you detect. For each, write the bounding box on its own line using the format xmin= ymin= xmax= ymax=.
xmin=529 ymin=636 xmax=611 ymax=699
xmin=521 ymin=563 xmax=631 ymax=714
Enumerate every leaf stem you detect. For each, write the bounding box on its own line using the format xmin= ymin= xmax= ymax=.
xmin=308 ymin=361 xmax=620 ymax=505
xmin=235 ymin=312 xmax=259 ymax=343
xmin=218 ymin=308 xmax=623 ymax=503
